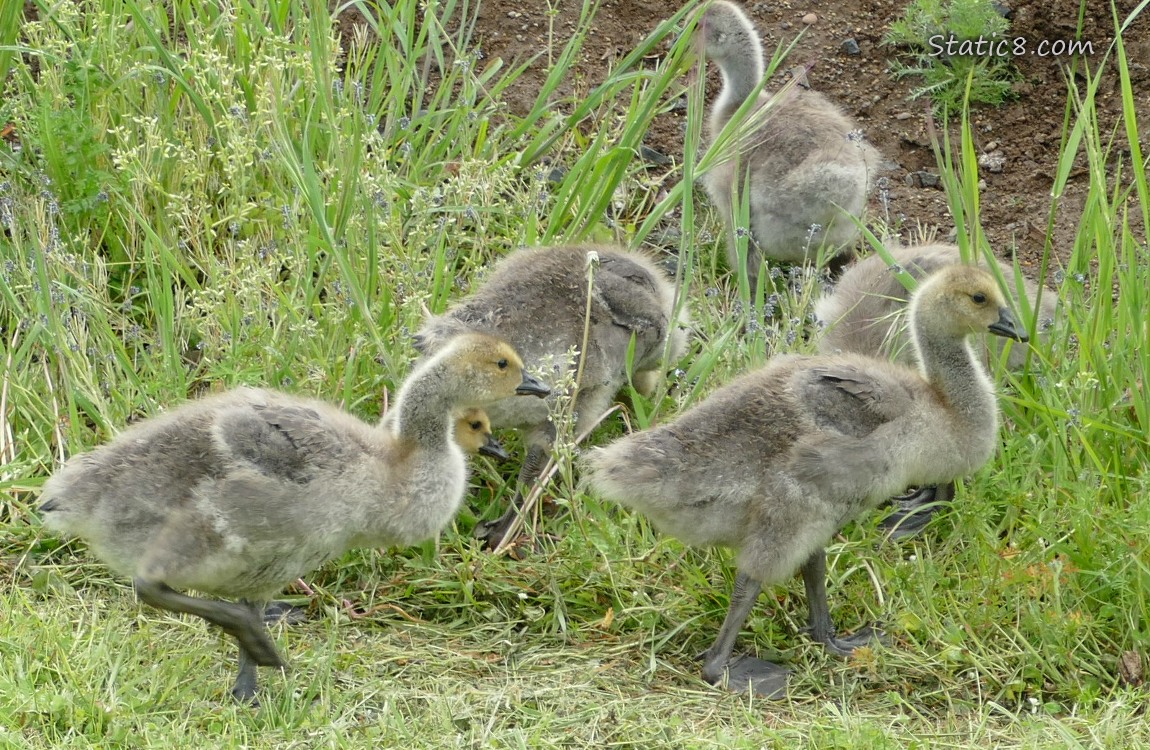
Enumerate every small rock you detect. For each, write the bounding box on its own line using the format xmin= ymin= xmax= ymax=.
xmin=895 ymin=112 xmax=913 ymax=121
xmin=1003 ymin=220 xmax=1030 ymax=237
xmin=802 ymin=12 xmax=817 ymax=24
xmin=905 ymin=170 xmax=942 ymax=189
xmin=780 ymin=21 xmax=792 ymax=30
xmin=841 ymin=38 xmax=861 ymax=55
xmin=1119 ymin=650 xmax=1143 ymax=686
xmin=650 ymin=226 xmax=682 ymax=249
xmin=639 ymin=145 xmax=672 ymax=167
xmin=977 ymin=178 xmax=988 ymax=190
xmin=984 ymin=141 xmax=999 ymax=151
xmin=978 ymin=150 xmax=1007 ymax=173
xmin=1012 ymin=80 xmax=1034 ymax=97
xmin=899 ymin=132 xmax=932 ymax=149
xmin=507 ymin=10 xmax=520 ymax=18
xmin=991 ymin=1 xmax=1014 ymax=19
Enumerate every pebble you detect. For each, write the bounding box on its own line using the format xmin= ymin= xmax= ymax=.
xmin=992 ymin=1 xmax=1014 ymax=19
xmin=841 ymin=38 xmax=860 ymax=55
xmin=978 ymin=150 xmax=1007 ymax=173
xmin=639 ymin=145 xmax=672 ymax=167
xmin=1004 ymin=220 xmax=1030 ymax=237
xmin=802 ymin=12 xmax=817 ymax=24
xmin=905 ymin=170 xmax=942 ymax=189
xmin=895 ymin=112 xmax=913 ymax=120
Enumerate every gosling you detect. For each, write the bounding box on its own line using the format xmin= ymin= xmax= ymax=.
xmin=698 ymin=0 xmax=880 ymax=287
xmin=585 ymin=265 xmax=1026 ymax=698
xmin=415 ymin=244 xmax=688 ymax=551
xmin=264 ymin=406 xmax=509 ymax=625
xmin=454 ymin=407 xmax=510 ymax=461
xmin=38 ymin=333 xmax=548 ymax=704
xmin=815 ymin=243 xmax=1052 ymax=536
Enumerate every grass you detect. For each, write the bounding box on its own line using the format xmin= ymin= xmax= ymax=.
xmin=1 ymin=0 xmax=1148 ymax=746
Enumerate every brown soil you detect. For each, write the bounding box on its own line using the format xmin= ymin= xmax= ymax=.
xmin=399 ymin=0 xmax=1149 ymax=277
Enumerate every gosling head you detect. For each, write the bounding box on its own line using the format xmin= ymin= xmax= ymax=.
xmin=441 ymin=333 xmax=551 ymax=405
xmin=911 ymin=265 xmax=1030 ymax=343
xmin=455 ymin=408 xmax=509 ymax=461
xmin=697 ymin=1 xmax=762 ymax=67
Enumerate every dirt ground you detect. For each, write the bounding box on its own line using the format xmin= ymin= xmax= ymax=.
xmin=442 ymin=0 xmax=1150 ymax=276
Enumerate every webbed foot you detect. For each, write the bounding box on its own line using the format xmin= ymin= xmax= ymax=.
xmin=705 ymin=655 xmax=789 ymax=698
xmin=817 ymin=623 xmax=887 ymax=657
xmin=231 ymin=678 xmax=260 ymax=706
xmin=474 ymin=512 xmax=516 ymax=552
xmin=263 ymin=600 xmax=310 ymax=625
xmin=880 ymin=481 xmax=956 ymax=540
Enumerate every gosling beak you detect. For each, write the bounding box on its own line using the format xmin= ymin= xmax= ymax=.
xmin=478 ymin=435 xmax=510 ymax=461
xmin=987 ymin=307 xmax=1030 ymax=343
xmin=515 ymin=370 xmax=550 ymax=398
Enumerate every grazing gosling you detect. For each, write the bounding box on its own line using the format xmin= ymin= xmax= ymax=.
xmin=415 ymin=244 xmax=688 ymax=550
xmin=816 ymin=243 xmax=1055 ymax=369
xmin=264 ymin=407 xmax=509 ymax=624
xmin=455 ymin=407 xmax=510 ymax=461
xmin=698 ymin=0 xmax=880 ymax=286
xmin=585 ymin=265 xmax=1027 ymax=698
xmin=815 ymin=243 xmax=1052 ymax=536
xmin=38 ymin=333 xmax=548 ymax=704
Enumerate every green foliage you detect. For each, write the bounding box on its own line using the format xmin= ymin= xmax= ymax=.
xmin=884 ymin=0 xmax=1019 ymax=113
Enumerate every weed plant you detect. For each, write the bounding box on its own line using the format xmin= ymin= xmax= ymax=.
xmin=884 ymin=0 xmax=1019 ymax=113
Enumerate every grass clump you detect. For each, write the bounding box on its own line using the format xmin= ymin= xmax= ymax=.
xmin=883 ymin=0 xmax=1019 ymax=113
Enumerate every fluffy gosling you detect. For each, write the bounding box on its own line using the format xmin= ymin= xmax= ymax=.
xmin=586 ymin=265 xmax=1026 ymax=698
xmin=38 ymin=333 xmax=547 ymax=703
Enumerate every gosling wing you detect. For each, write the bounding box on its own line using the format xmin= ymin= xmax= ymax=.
xmin=594 ymin=255 xmax=668 ymax=339
xmin=216 ymin=402 xmax=355 ymax=483
xmin=801 ymin=362 xmax=919 ymax=437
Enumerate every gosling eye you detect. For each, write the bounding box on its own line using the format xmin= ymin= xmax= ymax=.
xmin=496 ymin=358 xmax=508 ymax=370
xmin=971 ymin=292 xmax=987 ymax=305
xmin=469 ymin=421 xmax=482 ymax=431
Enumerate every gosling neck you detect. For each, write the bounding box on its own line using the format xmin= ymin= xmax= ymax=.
xmin=709 ymin=40 xmax=765 ymax=131
xmin=391 ymin=353 xmax=457 ymax=451
xmin=912 ymin=326 xmax=996 ymax=431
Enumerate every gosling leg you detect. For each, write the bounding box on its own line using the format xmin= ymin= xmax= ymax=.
xmin=231 ymin=602 xmax=267 ymax=705
xmin=475 ymin=440 xmax=552 ymax=550
xmin=879 ymin=479 xmax=957 ymax=540
xmin=800 ymin=548 xmax=883 ymax=656
xmin=701 ymin=573 xmax=788 ymax=698
xmin=134 ymin=579 xmax=285 ymax=669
